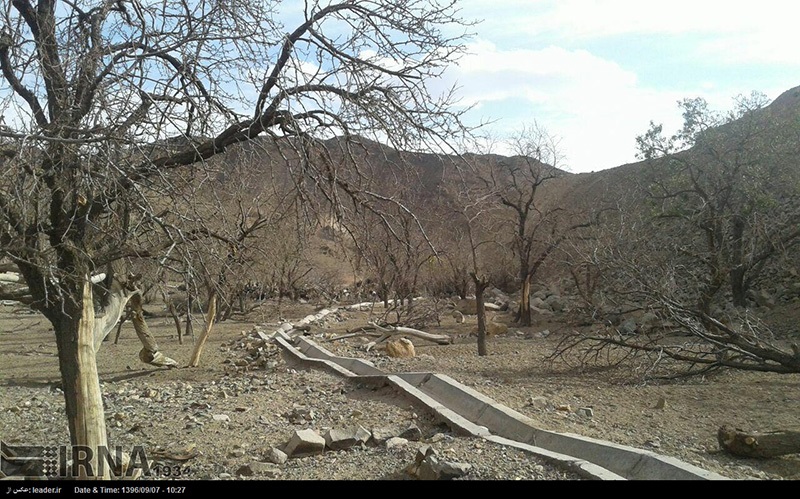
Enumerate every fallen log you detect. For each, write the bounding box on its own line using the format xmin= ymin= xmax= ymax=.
xmin=718 ymin=425 xmax=800 ymax=458
xmin=370 ymin=322 xmax=452 ymax=345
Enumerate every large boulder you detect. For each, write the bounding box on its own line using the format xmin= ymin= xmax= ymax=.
xmin=530 ymin=297 xmax=551 ymax=311
xmin=386 ymin=338 xmax=415 ymax=358
xmin=487 ymin=317 xmax=508 ymax=336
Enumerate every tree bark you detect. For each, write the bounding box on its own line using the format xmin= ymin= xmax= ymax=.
xmin=368 ymin=323 xmax=452 ymax=345
xmin=188 ymin=293 xmax=218 ymax=367
xmin=729 ymin=215 xmax=748 ymax=308
xmin=516 ymin=273 xmax=532 ymax=326
xmin=730 ymin=266 xmax=747 ymax=308
xmin=53 ymin=278 xmax=110 ymax=479
xmin=128 ymin=293 xmax=177 ymax=368
xmin=471 ymin=273 xmax=488 ymax=356
xmin=718 ymin=425 xmax=800 ymax=458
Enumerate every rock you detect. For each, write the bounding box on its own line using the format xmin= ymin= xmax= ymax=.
xmin=398 ymin=424 xmax=423 ymax=442
xmin=371 ymin=427 xmax=396 ymax=444
xmin=532 ymin=290 xmax=548 ymax=300
xmin=530 ymin=297 xmax=550 ymax=311
xmin=654 ymin=397 xmax=667 ymax=410
xmin=212 ymin=414 xmax=230 ymax=422
xmin=545 ymin=294 xmax=566 ymax=312
xmin=385 ymin=437 xmax=409 ymax=450
xmin=451 ymin=310 xmax=465 ymax=323
xmin=237 ymin=462 xmax=280 ymax=477
xmin=386 ymin=338 xmax=415 ymax=358
xmin=283 ymin=405 xmax=315 ymax=423
xmin=406 ymin=444 xmax=437 ymax=476
xmin=426 ymin=433 xmax=450 ymax=444
xmin=577 ymin=407 xmax=594 ymax=418
xmin=645 ymin=439 xmax=661 ymax=449
xmin=324 ymin=426 xmax=372 ymax=450
xmin=264 ymin=447 xmax=288 ymax=465
xmin=486 ymin=316 xmax=508 ymax=336
xmin=284 ymin=429 xmax=326 ymax=458
xmin=416 ymin=454 xmax=472 ymax=480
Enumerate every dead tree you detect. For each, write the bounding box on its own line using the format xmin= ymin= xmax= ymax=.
xmin=0 ymin=0 xmax=474 ymax=478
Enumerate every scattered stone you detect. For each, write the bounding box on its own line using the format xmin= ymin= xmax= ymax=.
xmin=451 ymin=310 xmax=465 ymax=324
xmin=577 ymin=407 xmax=594 ymax=418
xmin=406 ymin=444 xmax=437 ymax=476
xmin=283 ymin=405 xmax=315 ymax=423
xmin=556 ymin=404 xmax=572 ymax=412
xmin=324 ymin=426 xmax=372 ymax=450
xmin=236 ymin=461 xmax=280 ymax=477
xmin=530 ymin=297 xmax=550 ymax=311
xmin=526 ymin=329 xmax=550 ymax=339
xmin=264 ymin=447 xmax=288 ymax=465
xmin=416 ymin=454 xmax=472 ymax=480
xmin=284 ymin=429 xmax=326 ymax=458
xmin=645 ymin=439 xmax=661 ymax=449
xmin=427 ymin=433 xmax=450 ymax=444
xmin=212 ymin=414 xmax=230 ymax=422
xmin=398 ymin=424 xmax=423 ymax=442
xmin=545 ymin=294 xmax=566 ymax=312
xmin=654 ymin=397 xmax=667 ymax=410
xmin=531 ymin=306 xmax=554 ymax=316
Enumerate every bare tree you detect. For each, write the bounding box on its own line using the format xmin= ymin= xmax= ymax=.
xmin=443 ymin=159 xmax=503 ymax=356
xmin=0 ymin=0 xmax=473 ymax=478
xmin=636 ymin=92 xmax=800 ymax=314
xmin=469 ymin=124 xmax=591 ymax=325
xmin=551 ymin=91 xmax=800 ymax=379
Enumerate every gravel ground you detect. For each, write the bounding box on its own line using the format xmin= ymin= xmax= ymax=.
xmin=1 ymin=301 xmax=799 ymax=482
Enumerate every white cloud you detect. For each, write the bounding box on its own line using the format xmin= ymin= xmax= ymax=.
xmin=460 ymin=0 xmax=800 ymax=67
xmin=434 ymin=40 xmax=688 ymax=172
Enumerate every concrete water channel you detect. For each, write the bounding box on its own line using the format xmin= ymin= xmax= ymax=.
xmin=259 ymin=309 xmax=729 ymax=481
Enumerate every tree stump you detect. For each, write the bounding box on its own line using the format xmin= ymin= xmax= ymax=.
xmin=718 ymin=425 xmax=800 ymax=458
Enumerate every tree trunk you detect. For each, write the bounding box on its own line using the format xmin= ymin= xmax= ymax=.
xmin=128 ymin=294 xmax=162 ymax=360
xmin=718 ymin=426 xmax=800 ymax=458
xmin=53 ymin=278 xmax=111 ymax=479
xmin=729 ymin=215 xmax=747 ymax=308
xmin=471 ymin=274 xmax=488 ymax=357
xmin=188 ymin=293 xmax=218 ymax=367
xmin=184 ymin=310 xmax=193 ymax=341
xmin=516 ymin=273 xmax=532 ymax=326
xmin=697 ymin=268 xmax=725 ymax=318
xmin=730 ymin=266 xmax=747 ymax=308
xmin=160 ymin=287 xmax=184 ymax=344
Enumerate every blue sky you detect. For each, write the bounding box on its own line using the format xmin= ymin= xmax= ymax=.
xmin=436 ymin=0 xmax=800 ymax=173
